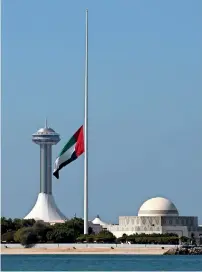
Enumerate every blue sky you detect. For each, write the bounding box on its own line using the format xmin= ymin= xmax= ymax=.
xmin=2 ymin=0 xmax=202 ymax=223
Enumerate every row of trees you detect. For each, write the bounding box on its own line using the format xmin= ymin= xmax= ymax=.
xmin=1 ymin=217 xmax=191 ymax=247
xmin=1 ymin=217 xmax=88 ymax=246
xmin=77 ymin=232 xmax=182 ymax=245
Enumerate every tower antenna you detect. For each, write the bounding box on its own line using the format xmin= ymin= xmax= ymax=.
xmin=45 ymin=118 xmax=48 ymax=128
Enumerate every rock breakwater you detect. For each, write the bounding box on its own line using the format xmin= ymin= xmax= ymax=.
xmin=164 ymin=246 xmax=202 ymax=255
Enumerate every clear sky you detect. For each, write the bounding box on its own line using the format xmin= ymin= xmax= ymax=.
xmin=2 ymin=0 xmax=202 ymax=223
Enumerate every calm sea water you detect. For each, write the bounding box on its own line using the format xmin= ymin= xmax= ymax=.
xmin=1 ymin=254 xmax=202 ymax=271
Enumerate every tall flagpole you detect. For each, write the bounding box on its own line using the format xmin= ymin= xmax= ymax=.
xmin=84 ymin=9 xmax=88 ymax=234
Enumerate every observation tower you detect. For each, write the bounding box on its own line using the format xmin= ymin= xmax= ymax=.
xmin=24 ymin=120 xmax=66 ymax=223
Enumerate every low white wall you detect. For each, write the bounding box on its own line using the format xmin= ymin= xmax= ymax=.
xmin=1 ymin=243 xmax=175 ymax=249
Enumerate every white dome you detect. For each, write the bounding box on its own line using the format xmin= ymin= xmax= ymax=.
xmin=138 ymin=197 xmax=179 ymax=217
xmin=92 ymin=215 xmax=107 ymax=226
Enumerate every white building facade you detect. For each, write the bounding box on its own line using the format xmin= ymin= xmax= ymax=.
xmin=93 ymin=197 xmax=202 ymax=242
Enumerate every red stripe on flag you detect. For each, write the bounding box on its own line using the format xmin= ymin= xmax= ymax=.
xmin=75 ymin=126 xmax=84 ymax=157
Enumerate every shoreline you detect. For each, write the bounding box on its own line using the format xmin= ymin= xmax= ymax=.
xmin=1 ymin=247 xmax=169 ymax=255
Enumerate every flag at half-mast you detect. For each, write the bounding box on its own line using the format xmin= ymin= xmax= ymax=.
xmin=53 ymin=126 xmax=84 ymax=179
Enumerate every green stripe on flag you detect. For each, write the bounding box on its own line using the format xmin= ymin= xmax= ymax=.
xmin=59 ymin=136 xmax=76 ymax=156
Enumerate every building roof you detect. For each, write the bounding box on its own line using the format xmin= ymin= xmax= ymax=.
xmin=138 ymin=197 xmax=179 ymax=217
xmin=92 ymin=215 xmax=107 ymax=226
xmin=34 ymin=119 xmax=58 ymax=135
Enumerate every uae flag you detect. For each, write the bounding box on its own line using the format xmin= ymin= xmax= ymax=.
xmin=53 ymin=126 xmax=84 ymax=179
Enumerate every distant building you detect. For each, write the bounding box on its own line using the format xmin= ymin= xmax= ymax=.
xmin=92 ymin=215 xmax=107 ymax=226
xmin=92 ymin=197 xmax=202 ymax=243
xmin=88 ymin=221 xmax=102 ymax=234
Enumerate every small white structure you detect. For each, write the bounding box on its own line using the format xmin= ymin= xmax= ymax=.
xmin=102 ymin=196 xmax=202 ymax=242
xmin=92 ymin=215 xmax=107 ymax=226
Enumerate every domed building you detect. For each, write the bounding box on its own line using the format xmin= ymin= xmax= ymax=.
xmin=103 ymin=196 xmax=202 ymax=240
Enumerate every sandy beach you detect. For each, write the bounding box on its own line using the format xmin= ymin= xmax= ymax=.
xmin=1 ymin=246 xmax=169 ymax=255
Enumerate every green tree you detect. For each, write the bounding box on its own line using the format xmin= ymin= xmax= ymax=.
xmin=32 ymin=221 xmax=52 ymax=243
xmin=76 ymin=234 xmax=87 ymax=243
xmin=14 ymin=228 xmax=25 ymax=243
xmin=47 ymin=227 xmax=75 ymax=243
xmin=180 ymin=236 xmax=189 ymax=244
xmin=20 ymin=219 xmax=36 ymax=228
xmin=14 ymin=227 xmax=38 ymax=247
xmin=95 ymin=230 xmax=116 ymax=243
xmin=65 ymin=217 xmax=84 ymax=238
xmin=12 ymin=219 xmax=23 ymax=230
xmin=46 ymin=230 xmax=54 ymax=242
xmin=117 ymin=233 xmax=128 ymax=243
xmin=1 ymin=217 xmax=14 ymax=234
xmin=1 ymin=231 xmax=15 ymax=243
xmin=20 ymin=230 xmax=38 ymax=248
xmin=126 ymin=233 xmax=179 ymax=245
xmin=86 ymin=234 xmax=94 ymax=243
xmin=76 ymin=234 xmax=95 ymax=243
xmin=191 ymin=233 xmax=196 ymax=245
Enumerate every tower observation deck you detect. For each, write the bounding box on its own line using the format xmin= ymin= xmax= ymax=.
xmin=24 ymin=120 xmax=66 ymax=223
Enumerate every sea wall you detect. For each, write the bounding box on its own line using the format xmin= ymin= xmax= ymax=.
xmin=1 ymin=243 xmax=175 ymax=249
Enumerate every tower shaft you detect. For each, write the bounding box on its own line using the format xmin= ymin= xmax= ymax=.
xmin=40 ymin=144 xmax=52 ymax=194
